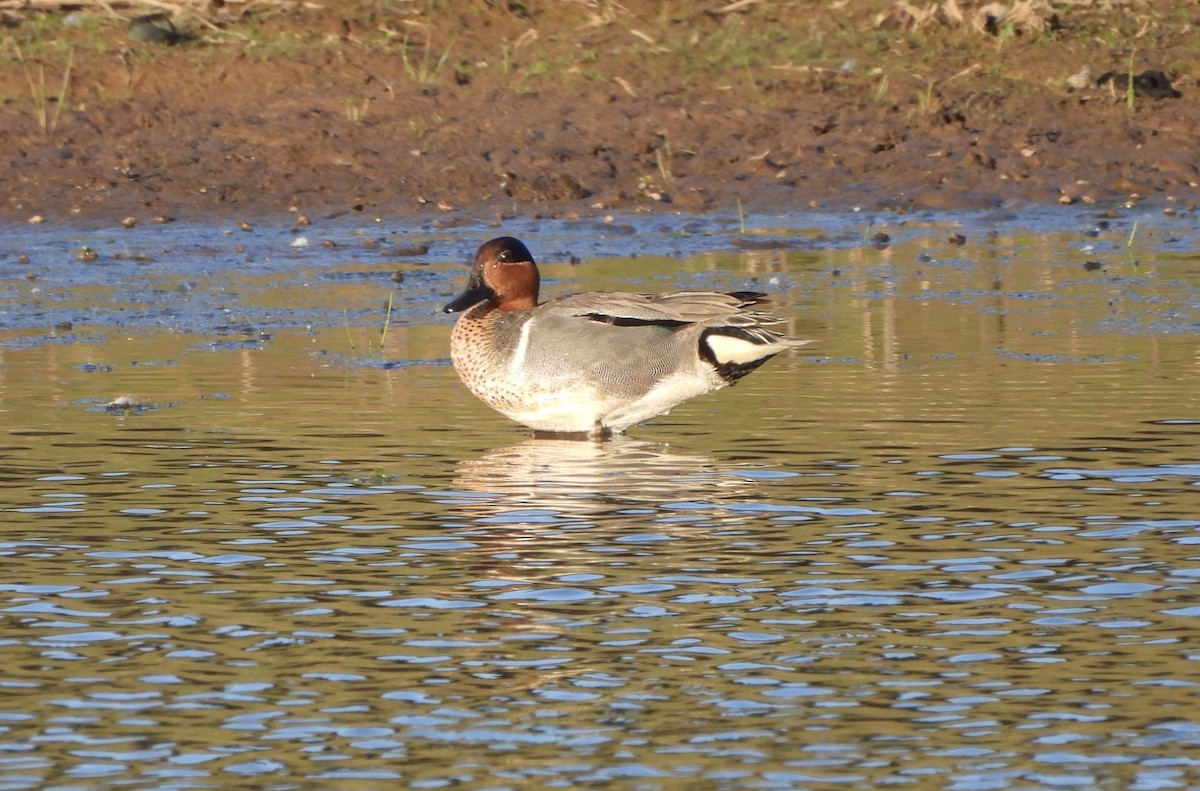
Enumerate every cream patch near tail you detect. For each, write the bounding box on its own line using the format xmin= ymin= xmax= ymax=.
xmin=701 ymin=329 xmax=811 ymax=383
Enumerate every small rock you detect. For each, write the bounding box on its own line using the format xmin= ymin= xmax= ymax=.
xmin=106 ymin=395 xmax=139 ymax=412
xmin=382 ymin=244 xmax=430 ymax=257
xmin=1096 ymin=69 xmax=1182 ymax=99
xmin=1065 ymin=65 xmax=1092 ymax=90
xmin=128 ymin=13 xmax=182 ymax=44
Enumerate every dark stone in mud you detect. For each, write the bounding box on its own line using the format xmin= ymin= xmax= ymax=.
xmin=382 ymin=244 xmax=431 ymax=257
xmin=911 ymin=190 xmax=1006 ymax=212
xmin=731 ymin=237 xmax=807 ymax=251
xmin=1096 ymin=70 xmax=1182 ymax=99
xmin=504 ymin=173 xmax=593 ymax=202
xmin=128 ymin=13 xmax=189 ymax=45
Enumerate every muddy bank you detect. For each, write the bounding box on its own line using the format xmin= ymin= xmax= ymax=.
xmin=1 ymin=1 xmax=1198 ymax=226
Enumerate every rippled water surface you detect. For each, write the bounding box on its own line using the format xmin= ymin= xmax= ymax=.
xmin=2 ymin=210 xmax=1199 ymax=789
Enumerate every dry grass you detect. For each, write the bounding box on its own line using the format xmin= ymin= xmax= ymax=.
xmin=9 ymin=38 xmax=73 ymax=133
xmin=0 ymin=0 xmax=307 ymax=21
xmin=0 ymin=0 xmax=302 ymax=10
xmin=879 ymin=0 xmax=1145 ymax=36
xmin=881 ymin=0 xmax=1048 ymax=34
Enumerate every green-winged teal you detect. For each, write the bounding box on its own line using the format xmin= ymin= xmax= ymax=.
xmin=444 ymin=237 xmax=810 ymax=437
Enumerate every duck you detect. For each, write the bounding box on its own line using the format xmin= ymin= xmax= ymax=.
xmin=443 ymin=236 xmax=810 ymax=437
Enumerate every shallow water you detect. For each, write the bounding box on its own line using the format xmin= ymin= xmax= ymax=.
xmin=2 ymin=209 xmax=1199 ymax=789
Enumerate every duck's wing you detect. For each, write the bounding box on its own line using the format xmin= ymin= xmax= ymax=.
xmin=548 ymin=291 xmax=773 ymax=327
xmin=521 ymin=290 xmax=810 ymax=394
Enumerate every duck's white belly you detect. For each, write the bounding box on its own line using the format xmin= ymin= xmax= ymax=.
xmin=485 ymin=371 xmax=721 ymax=434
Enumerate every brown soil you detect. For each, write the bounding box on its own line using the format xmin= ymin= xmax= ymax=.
xmin=2 ymin=1 xmax=1198 ymax=225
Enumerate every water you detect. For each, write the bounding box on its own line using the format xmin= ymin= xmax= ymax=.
xmin=2 ymin=210 xmax=1199 ymax=789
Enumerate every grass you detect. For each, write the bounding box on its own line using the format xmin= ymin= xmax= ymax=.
xmin=350 ymin=469 xmax=399 ymax=486
xmin=917 ymin=78 xmax=935 ymax=111
xmin=655 ymin=133 xmax=674 ymax=183
xmin=344 ymin=290 xmax=397 ymax=358
xmin=874 ymin=73 xmax=890 ymax=103
xmin=1125 ymin=51 xmax=1137 ymax=111
xmin=405 ymin=113 xmax=444 ymax=139
xmin=345 ymin=97 xmax=370 ymax=124
xmin=1125 ymin=220 xmax=1140 ymax=269
xmin=519 ymin=59 xmax=551 ymax=78
xmin=994 ymin=23 xmax=1015 ymax=47
xmin=9 ymin=39 xmax=73 ymax=134
xmin=400 ymin=28 xmax=454 ymax=84
xmin=379 ymin=290 xmax=395 ymax=348
xmin=0 ymin=4 xmax=1172 ymax=118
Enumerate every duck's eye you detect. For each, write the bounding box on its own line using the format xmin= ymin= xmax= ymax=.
xmin=498 ymin=250 xmax=512 ymax=262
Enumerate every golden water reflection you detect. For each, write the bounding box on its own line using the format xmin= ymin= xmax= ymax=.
xmin=1 ymin=216 xmax=1199 ymax=788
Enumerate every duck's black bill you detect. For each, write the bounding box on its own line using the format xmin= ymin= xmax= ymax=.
xmin=443 ymin=276 xmax=494 ymax=313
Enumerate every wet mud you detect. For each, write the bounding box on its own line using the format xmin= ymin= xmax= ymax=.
xmin=1 ymin=1 xmax=1198 ymax=227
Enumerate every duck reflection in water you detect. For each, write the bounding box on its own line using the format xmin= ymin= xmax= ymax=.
xmin=449 ymin=436 xmax=761 ymax=527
